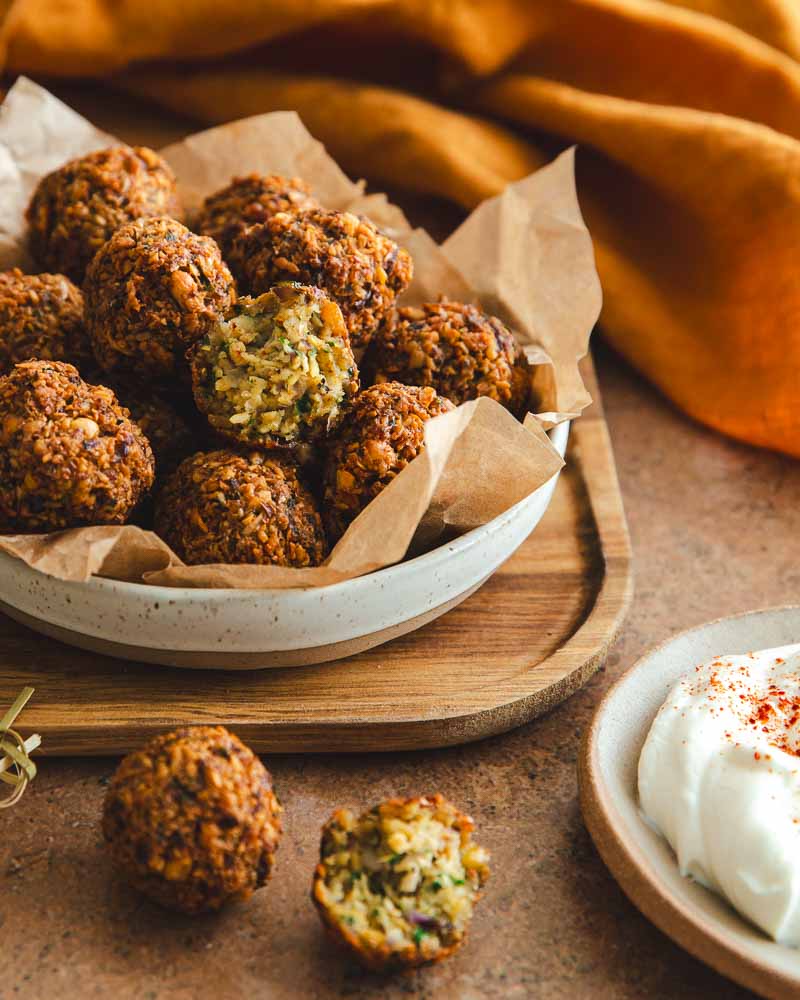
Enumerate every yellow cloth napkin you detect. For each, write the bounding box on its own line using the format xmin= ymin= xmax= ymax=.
xmin=3 ymin=0 xmax=800 ymax=454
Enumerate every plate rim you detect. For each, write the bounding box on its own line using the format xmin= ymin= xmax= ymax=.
xmin=578 ymin=605 xmax=800 ymax=1000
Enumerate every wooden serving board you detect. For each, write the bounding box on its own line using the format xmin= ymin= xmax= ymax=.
xmin=0 ymin=358 xmax=632 ymax=755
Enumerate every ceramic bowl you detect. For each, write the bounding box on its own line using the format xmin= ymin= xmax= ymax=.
xmin=0 ymin=422 xmax=569 ymax=669
xmin=579 ymin=606 xmax=800 ymax=1000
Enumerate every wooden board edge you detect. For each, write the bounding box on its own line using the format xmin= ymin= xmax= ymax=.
xmin=29 ymin=400 xmax=633 ymax=755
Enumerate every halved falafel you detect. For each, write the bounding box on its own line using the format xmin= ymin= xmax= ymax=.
xmin=102 ymin=725 xmax=282 ymax=915
xmin=154 ymin=449 xmax=328 ymax=566
xmin=0 ymin=268 xmax=94 ymax=376
xmin=26 ymin=146 xmax=181 ymax=284
xmin=363 ymin=299 xmax=531 ymax=415
xmin=84 ymin=216 xmax=235 ymax=381
xmin=232 ymin=208 xmax=412 ymax=349
xmin=190 ymin=284 xmax=357 ymax=450
xmin=322 ymin=382 xmax=453 ymax=541
xmin=0 ymin=359 xmax=154 ymax=532
xmin=194 ymin=174 xmax=316 ymax=279
xmin=312 ymin=794 xmax=490 ymax=970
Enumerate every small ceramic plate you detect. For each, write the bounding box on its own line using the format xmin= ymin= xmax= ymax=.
xmin=579 ymin=607 xmax=800 ymax=1000
xmin=0 ymin=422 xmax=568 ymax=670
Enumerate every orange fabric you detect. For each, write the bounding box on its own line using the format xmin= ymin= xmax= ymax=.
xmin=3 ymin=0 xmax=800 ymax=453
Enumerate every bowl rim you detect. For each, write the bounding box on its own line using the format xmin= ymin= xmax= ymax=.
xmin=0 ymin=420 xmax=570 ymax=602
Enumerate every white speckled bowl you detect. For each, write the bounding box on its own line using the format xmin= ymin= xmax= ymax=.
xmin=0 ymin=422 xmax=568 ymax=669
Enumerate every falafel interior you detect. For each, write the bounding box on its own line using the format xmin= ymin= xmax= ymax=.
xmin=191 ymin=284 xmax=357 ymax=447
xmin=313 ymin=795 xmax=490 ymax=967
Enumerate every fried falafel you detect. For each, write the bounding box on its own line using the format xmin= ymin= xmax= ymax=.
xmin=232 ymin=208 xmax=412 ymax=349
xmin=364 ymin=299 xmax=531 ymax=415
xmin=102 ymin=725 xmax=282 ymax=915
xmin=84 ymin=216 xmax=235 ymax=381
xmin=322 ymin=382 xmax=453 ymax=541
xmin=26 ymin=146 xmax=181 ymax=283
xmin=190 ymin=284 xmax=357 ymax=450
xmin=0 ymin=359 xmax=154 ymax=532
xmin=194 ymin=174 xmax=316 ymax=279
xmin=312 ymin=795 xmax=490 ymax=970
xmin=154 ymin=449 xmax=328 ymax=566
xmin=0 ymin=268 xmax=94 ymax=376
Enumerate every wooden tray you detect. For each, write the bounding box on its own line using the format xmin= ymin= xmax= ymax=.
xmin=0 ymin=359 xmax=632 ymax=755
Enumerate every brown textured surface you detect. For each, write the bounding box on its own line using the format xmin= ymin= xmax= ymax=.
xmin=155 ymin=449 xmax=328 ymax=567
xmin=235 ymin=208 xmax=413 ymax=350
xmin=0 ymin=342 xmax=776 ymax=999
xmin=322 ymin=381 xmax=454 ymax=541
xmin=0 ymin=359 xmax=154 ymax=532
xmin=26 ymin=145 xmax=181 ymax=284
xmin=0 ymin=86 xmax=776 ymax=998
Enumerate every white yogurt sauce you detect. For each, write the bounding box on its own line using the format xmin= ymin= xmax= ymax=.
xmin=638 ymin=643 xmax=800 ymax=946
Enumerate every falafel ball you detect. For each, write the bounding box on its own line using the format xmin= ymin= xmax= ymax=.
xmin=84 ymin=217 xmax=235 ymax=381
xmin=322 ymin=382 xmax=453 ymax=541
xmin=312 ymin=794 xmax=490 ymax=970
xmin=0 ymin=360 xmax=154 ymax=532
xmin=26 ymin=146 xmax=181 ymax=284
xmin=190 ymin=284 xmax=357 ymax=450
xmin=111 ymin=383 xmax=199 ymax=476
xmin=102 ymin=725 xmax=282 ymax=915
xmin=363 ymin=299 xmax=531 ymax=415
xmin=232 ymin=208 xmax=412 ymax=349
xmin=194 ymin=174 xmax=317 ymax=279
xmin=0 ymin=268 xmax=95 ymax=376
xmin=154 ymin=449 xmax=328 ymax=566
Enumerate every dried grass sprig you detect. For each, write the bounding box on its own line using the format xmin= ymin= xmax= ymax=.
xmin=0 ymin=686 xmax=41 ymax=808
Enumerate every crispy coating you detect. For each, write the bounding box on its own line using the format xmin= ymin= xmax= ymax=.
xmin=154 ymin=449 xmax=328 ymax=566
xmin=322 ymin=382 xmax=453 ymax=541
xmin=0 ymin=360 xmax=154 ymax=532
xmin=26 ymin=146 xmax=181 ymax=284
xmin=312 ymin=795 xmax=490 ymax=971
xmin=195 ymin=174 xmax=316 ymax=279
xmin=102 ymin=726 xmax=282 ymax=915
xmin=233 ymin=208 xmax=412 ymax=350
xmin=84 ymin=216 xmax=236 ymax=381
xmin=0 ymin=268 xmax=95 ymax=377
xmin=110 ymin=383 xmax=199 ymax=476
xmin=190 ymin=284 xmax=358 ymax=450
xmin=364 ymin=299 xmax=531 ymax=415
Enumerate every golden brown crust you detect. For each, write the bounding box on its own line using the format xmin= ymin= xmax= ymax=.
xmin=232 ymin=208 xmax=412 ymax=350
xmin=110 ymin=382 xmax=199 ymax=476
xmin=311 ymin=794 xmax=490 ymax=971
xmin=154 ymin=448 xmax=328 ymax=566
xmin=0 ymin=268 xmax=95 ymax=377
xmin=84 ymin=216 xmax=236 ymax=381
xmin=0 ymin=359 xmax=154 ymax=532
xmin=322 ymin=381 xmax=453 ymax=541
xmin=194 ymin=174 xmax=316 ymax=280
xmin=26 ymin=146 xmax=181 ymax=283
xmin=190 ymin=284 xmax=358 ymax=451
xmin=102 ymin=725 xmax=282 ymax=915
xmin=363 ymin=299 xmax=528 ymax=414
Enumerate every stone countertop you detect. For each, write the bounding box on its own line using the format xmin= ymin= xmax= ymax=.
xmin=2 ymin=84 xmax=792 ymax=1000
xmin=4 ymin=341 xmax=782 ymax=1000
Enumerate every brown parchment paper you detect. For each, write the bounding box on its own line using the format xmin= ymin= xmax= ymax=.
xmin=0 ymin=77 xmax=602 ymax=589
